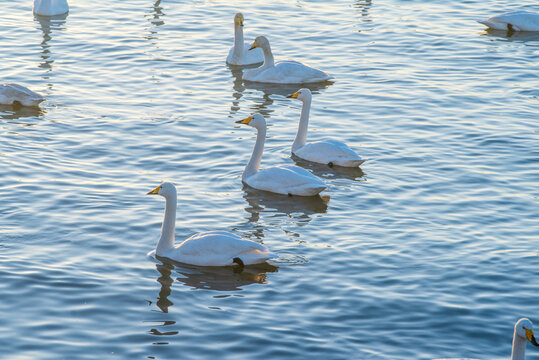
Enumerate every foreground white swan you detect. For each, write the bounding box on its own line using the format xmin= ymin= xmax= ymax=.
xmin=236 ymin=113 xmax=328 ymax=196
xmin=243 ymin=36 xmax=333 ymax=84
xmin=477 ymin=11 xmax=539 ymax=32
xmin=433 ymin=318 xmax=538 ymax=360
xmin=288 ymin=88 xmax=364 ymax=167
xmin=0 ymin=83 xmax=45 ymax=106
xmin=147 ymin=182 xmax=276 ymax=267
xmin=33 ymin=0 xmax=69 ymax=16
xmin=226 ymin=13 xmax=264 ymax=66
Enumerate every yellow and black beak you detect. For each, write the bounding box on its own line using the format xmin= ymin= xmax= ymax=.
xmin=239 ymin=20 xmax=244 ymax=27
xmin=249 ymin=42 xmax=257 ymax=50
xmin=147 ymin=185 xmax=161 ymax=195
xmin=287 ymin=91 xmax=300 ymax=99
xmin=235 ymin=116 xmax=252 ymax=125
xmin=526 ymin=328 xmax=539 ymax=346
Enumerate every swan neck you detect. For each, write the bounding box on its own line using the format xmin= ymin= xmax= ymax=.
xmin=157 ymin=194 xmax=176 ymax=255
xmin=233 ymin=24 xmax=244 ymax=57
xmin=243 ymin=125 xmax=266 ymax=180
xmin=261 ymin=43 xmax=275 ymax=68
xmin=511 ymin=332 xmax=527 ymax=360
xmin=293 ymin=99 xmax=311 ymax=151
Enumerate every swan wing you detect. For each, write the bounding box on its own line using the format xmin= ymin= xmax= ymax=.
xmin=168 ymin=231 xmax=275 ymax=266
xmin=478 ymin=11 xmax=539 ymax=31
xmin=295 ymin=139 xmax=364 ymax=167
xmin=245 ymin=164 xmax=327 ymax=196
xmin=0 ymin=84 xmax=45 ymax=106
xmin=245 ymin=60 xmax=332 ymax=84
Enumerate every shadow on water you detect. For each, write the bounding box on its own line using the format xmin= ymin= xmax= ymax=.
xmin=242 ymin=185 xmax=328 ymax=224
xmin=228 ymin=65 xmax=334 ymax=117
xmin=291 ymin=154 xmax=366 ymax=181
xmin=481 ymin=28 xmax=539 ymax=41
xmin=0 ymin=104 xmax=45 ymax=121
xmin=34 ymin=13 xmax=68 ymax=73
xmin=153 ymin=257 xmax=277 ymax=298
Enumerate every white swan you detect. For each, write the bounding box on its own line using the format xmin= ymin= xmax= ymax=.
xmin=33 ymin=0 xmax=69 ymax=16
xmin=0 ymin=83 xmax=45 ymax=107
xmin=477 ymin=11 xmax=539 ymax=32
xmin=147 ymin=182 xmax=277 ymax=267
xmin=287 ymin=88 xmax=364 ymax=167
xmin=243 ymin=36 xmax=333 ymax=84
xmin=236 ymin=113 xmax=328 ymax=196
xmin=226 ymin=13 xmax=264 ymax=66
xmin=433 ymin=318 xmax=538 ymax=360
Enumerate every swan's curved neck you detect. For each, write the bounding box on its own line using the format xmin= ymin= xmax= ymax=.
xmin=260 ymin=43 xmax=275 ymax=68
xmin=233 ymin=24 xmax=244 ymax=58
xmin=157 ymin=194 xmax=176 ymax=255
xmin=293 ymin=98 xmax=311 ymax=151
xmin=243 ymin=125 xmax=266 ymax=180
xmin=511 ymin=332 xmax=527 ymax=360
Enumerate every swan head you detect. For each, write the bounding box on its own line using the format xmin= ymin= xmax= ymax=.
xmin=249 ymin=35 xmax=270 ymax=51
xmin=515 ymin=318 xmax=539 ymax=346
xmin=234 ymin=12 xmax=244 ymax=27
xmin=147 ymin=182 xmax=177 ymax=198
xmin=235 ymin=113 xmax=266 ymax=129
xmin=287 ymin=88 xmax=312 ymax=102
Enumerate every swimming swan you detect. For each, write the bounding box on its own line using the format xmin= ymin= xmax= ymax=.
xmin=33 ymin=0 xmax=69 ymax=16
xmin=236 ymin=113 xmax=328 ymax=196
xmin=477 ymin=11 xmax=539 ymax=32
xmin=288 ymin=88 xmax=364 ymax=167
xmin=433 ymin=318 xmax=538 ymax=360
xmin=147 ymin=182 xmax=277 ymax=267
xmin=243 ymin=36 xmax=333 ymax=84
xmin=0 ymin=83 xmax=45 ymax=106
xmin=226 ymin=13 xmax=264 ymax=66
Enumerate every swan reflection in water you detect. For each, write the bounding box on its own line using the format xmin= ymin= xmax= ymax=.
xmin=153 ymin=258 xmax=277 ymax=306
xmin=0 ymin=104 xmax=45 ymax=121
xmin=228 ymin=65 xmax=333 ymax=117
xmin=481 ymin=28 xmax=539 ymax=41
xmin=292 ymin=154 xmax=366 ymax=182
xmin=34 ymin=12 xmax=68 ymax=72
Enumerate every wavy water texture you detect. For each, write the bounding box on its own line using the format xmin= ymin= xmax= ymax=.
xmin=0 ymin=1 xmax=538 ymax=359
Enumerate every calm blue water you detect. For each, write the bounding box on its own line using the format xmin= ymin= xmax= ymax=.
xmin=0 ymin=1 xmax=538 ymax=359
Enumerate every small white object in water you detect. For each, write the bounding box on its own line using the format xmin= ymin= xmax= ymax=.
xmin=243 ymin=35 xmax=333 ymax=84
xmin=477 ymin=11 xmax=539 ymax=32
xmin=236 ymin=113 xmax=328 ymax=196
xmin=288 ymin=88 xmax=365 ymax=168
xmin=0 ymin=83 xmax=45 ymax=107
xmin=147 ymin=182 xmax=277 ymax=267
xmin=226 ymin=13 xmax=264 ymax=66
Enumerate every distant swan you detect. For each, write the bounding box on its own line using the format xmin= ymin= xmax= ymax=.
xmin=433 ymin=318 xmax=538 ymax=360
xmin=288 ymin=88 xmax=364 ymax=167
xmin=477 ymin=11 xmax=539 ymax=32
xmin=243 ymin=36 xmax=333 ymax=84
xmin=33 ymin=0 xmax=69 ymax=16
xmin=226 ymin=13 xmax=264 ymax=66
xmin=236 ymin=113 xmax=328 ymax=196
xmin=147 ymin=182 xmax=277 ymax=267
xmin=0 ymin=83 xmax=45 ymax=107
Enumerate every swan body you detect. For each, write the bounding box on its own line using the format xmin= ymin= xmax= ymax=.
xmin=0 ymin=83 xmax=45 ymax=106
xmin=477 ymin=11 xmax=539 ymax=32
xmin=243 ymin=36 xmax=333 ymax=84
xmin=147 ymin=182 xmax=276 ymax=266
xmin=226 ymin=13 xmax=264 ymax=66
xmin=33 ymin=0 xmax=69 ymax=16
xmin=236 ymin=114 xmax=328 ymax=196
xmin=288 ymin=89 xmax=364 ymax=167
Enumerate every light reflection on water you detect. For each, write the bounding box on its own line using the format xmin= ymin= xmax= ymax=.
xmin=0 ymin=0 xmax=538 ymax=359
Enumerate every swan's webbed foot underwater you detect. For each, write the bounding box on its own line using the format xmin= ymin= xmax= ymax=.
xmin=287 ymin=193 xmax=293 ymax=197
xmin=233 ymin=257 xmax=245 ymax=273
xmin=328 ymin=162 xmax=334 ymax=167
